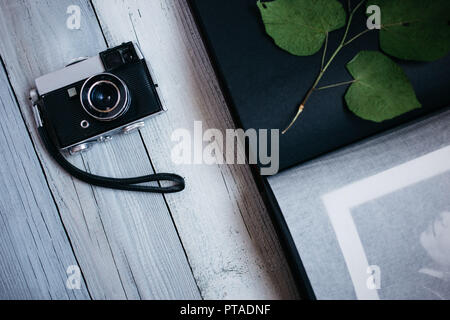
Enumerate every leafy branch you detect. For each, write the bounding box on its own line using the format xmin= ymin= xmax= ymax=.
xmin=282 ymin=0 xmax=366 ymax=134
xmin=257 ymin=0 xmax=450 ymax=134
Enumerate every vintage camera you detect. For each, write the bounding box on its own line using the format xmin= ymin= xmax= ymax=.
xmin=31 ymin=42 xmax=164 ymax=155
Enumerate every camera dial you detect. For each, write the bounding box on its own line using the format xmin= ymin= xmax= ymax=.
xmin=81 ymin=73 xmax=130 ymax=121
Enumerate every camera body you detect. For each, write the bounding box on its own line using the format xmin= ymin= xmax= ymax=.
xmin=31 ymin=42 xmax=164 ymax=155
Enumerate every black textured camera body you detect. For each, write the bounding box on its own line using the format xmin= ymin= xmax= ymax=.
xmin=30 ymin=43 xmax=186 ymax=194
xmin=38 ymin=44 xmax=163 ymax=151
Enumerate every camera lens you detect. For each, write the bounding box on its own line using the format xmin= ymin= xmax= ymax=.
xmin=81 ymin=73 xmax=130 ymax=121
xmin=89 ymin=81 xmax=120 ymax=112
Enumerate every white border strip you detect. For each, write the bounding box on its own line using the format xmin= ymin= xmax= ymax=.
xmin=322 ymin=146 xmax=450 ymax=300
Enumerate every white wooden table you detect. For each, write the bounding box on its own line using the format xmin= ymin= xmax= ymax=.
xmin=0 ymin=0 xmax=298 ymax=300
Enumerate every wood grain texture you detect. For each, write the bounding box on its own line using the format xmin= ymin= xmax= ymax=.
xmin=92 ymin=0 xmax=299 ymax=299
xmin=0 ymin=0 xmax=199 ymax=300
xmin=0 ymin=62 xmax=90 ymax=300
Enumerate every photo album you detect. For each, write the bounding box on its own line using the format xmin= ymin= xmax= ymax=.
xmin=190 ymin=0 xmax=450 ymax=300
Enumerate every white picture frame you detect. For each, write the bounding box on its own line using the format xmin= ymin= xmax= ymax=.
xmin=322 ymin=146 xmax=450 ymax=300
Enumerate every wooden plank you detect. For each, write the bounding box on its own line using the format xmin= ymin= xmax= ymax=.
xmin=0 ymin=61 xmax=90 ymax=300
xmin=0 ymin=0 xmax=199 ymax=300
xmin=92 ymin=0 xmax=299 ymax=299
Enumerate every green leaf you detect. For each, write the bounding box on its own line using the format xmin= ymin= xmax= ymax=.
xmin=345 ymin=51 xmax=421 ymax=122
xmin=370 ymin=0 xmax=450 ymax=61
xmin=257 ymin=0 xmax=346 ymax=56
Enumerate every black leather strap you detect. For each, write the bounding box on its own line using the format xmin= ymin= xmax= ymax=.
xmin=38 ymin=126 xmax=185 ymax=194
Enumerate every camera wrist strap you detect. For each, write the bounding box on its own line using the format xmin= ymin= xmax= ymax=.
xmin=37 ymin=124 xmax=185 ymax=194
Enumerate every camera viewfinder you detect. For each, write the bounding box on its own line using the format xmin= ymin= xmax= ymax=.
xmin=100 ymin=42 xmax=139 ymax=71
xmin=102 ymin=50 xmax=123 ymax=70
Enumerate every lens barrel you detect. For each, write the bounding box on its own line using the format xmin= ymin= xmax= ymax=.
xmin=81 ymin=73 xmax=130 ymax=121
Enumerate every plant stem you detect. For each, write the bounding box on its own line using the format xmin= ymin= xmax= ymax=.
xmin=321 ymin=32 xmax=329 ymax=71
xmin=316 ymin=80 xmax=357 ymax=90
xmin=282 ymin=47 xmax=340 ymax=134
xmin=282 ymin=0 xmax=366 ymax=135
xmin=344 ymin=29 xmax=372 ymax=46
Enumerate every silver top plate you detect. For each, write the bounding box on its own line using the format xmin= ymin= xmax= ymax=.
xmin=35 ymin=55 xmax=105 ymax=96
